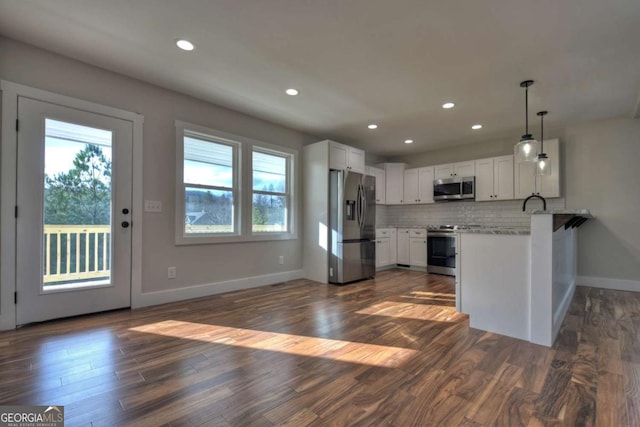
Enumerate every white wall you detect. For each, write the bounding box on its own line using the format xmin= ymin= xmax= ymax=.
xmin=0 ymin=37 xmax=318 ymax=304
xmin=563 ymin=117 xmax=640 ymax=284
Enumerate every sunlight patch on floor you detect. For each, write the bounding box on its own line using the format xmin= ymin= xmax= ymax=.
xmin=129 ymin=320 xmax=417 ymax=368
xmin=356 ymin=300 xmax=459 ymax=321
xmin=403 ymin=290 xmax=456 ymax=303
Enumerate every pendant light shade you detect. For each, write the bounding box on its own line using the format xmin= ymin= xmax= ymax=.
xmin=536 ymin=111 xmax=551 ymax=176
xmin=514 ymin=80 xmax=538 ymax=162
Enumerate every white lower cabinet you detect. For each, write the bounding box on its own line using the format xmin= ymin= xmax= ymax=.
xmin=397 ymin=228 xmax=411 ymax=265
xmin=397 ymin=228 xmax=426 ymax=267
xmin=409 ymin=229 xmax=427 ymax=267
xmin=375 ymin=228 xmax=397 ymax=268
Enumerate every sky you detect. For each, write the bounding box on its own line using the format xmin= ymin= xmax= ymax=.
xmin=45 ymin=137 xmax=112 ymax=177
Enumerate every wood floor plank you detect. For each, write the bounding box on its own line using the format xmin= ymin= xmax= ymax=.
xmin=597 ymin=372 xmax=630 ymax=427
xmin=0 ymin=273 xmax=637 ymax=425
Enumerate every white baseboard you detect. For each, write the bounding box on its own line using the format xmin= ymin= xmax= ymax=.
xmin=552 ymin=280 xmax=576 ymax=342
xmin=576 ymin=276 xmax=640 ymax=292
xmin=133 ymin=269 xmax=304 ymax=308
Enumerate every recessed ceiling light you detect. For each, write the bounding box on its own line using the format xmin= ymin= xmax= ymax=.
xmin=368 ymin=124 xmax=378 ymax=129
xmin=442 ymin=102 xmax=455 ymax=109
xmin=404 ymin=139 xmax=414 ymax=144
xmin=472 ymin=124 xmax=483 ymax=130
xmin=176 ymin=39 xmax=195 ymax=51
xmin=286 ymin=88 xmax=299 ymax=96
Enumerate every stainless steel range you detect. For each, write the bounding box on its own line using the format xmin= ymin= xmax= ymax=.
xmin=426 ymin=225 xmax=480 ymax=276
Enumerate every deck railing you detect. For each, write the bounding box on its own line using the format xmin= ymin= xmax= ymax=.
xmin=43 ymin=224 xmax=110 ymax=284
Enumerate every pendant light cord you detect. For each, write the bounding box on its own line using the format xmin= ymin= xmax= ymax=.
xmin=540 ymin=113 xmax=544 ymax=153
xmin=525 ymin=85 xmax=529 ymax=135
xmin=537 ymin=110 xmax=548 ymax=154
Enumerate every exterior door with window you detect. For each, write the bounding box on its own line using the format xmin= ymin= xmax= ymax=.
xmin=16 ymin=97 xmax=133 ymax=325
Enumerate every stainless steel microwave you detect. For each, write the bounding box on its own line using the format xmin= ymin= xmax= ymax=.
xmin=433 ymin=176 xmax=475 ymax=201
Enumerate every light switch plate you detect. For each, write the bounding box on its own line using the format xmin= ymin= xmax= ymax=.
xmin=144 ymin=200 xmax=162 ymax=213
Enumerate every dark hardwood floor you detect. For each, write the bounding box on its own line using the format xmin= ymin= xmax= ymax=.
xmin=0 ymin=269 xmax=637 ymax=426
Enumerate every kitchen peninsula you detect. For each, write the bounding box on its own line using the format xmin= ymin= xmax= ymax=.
xmin=458 ymin=209 xmax=592 ymax=347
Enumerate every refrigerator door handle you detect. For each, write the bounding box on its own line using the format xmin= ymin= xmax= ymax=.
xmin=356 ymin=184 xmax=362 ymax=229
xmin=360 ymin=183 xmax=366 ymax=230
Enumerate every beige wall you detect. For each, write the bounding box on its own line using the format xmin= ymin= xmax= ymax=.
xmin=563 ymin=118 xmax=640 ymax=282
xmin=0 ymin=36 xmax=317 ymax=294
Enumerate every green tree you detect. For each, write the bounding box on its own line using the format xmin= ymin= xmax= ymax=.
xmin=44 ymin=144 xmax=112 ymax=225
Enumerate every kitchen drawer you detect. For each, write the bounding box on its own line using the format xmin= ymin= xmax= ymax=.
xmin=376 ymin=228 xmax=393 ymax=238
xmin=410 ymin=229 xmax=427 ymax=238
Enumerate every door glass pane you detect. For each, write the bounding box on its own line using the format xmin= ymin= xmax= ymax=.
xmin=43 ymin=119 xmax=112 ymax=290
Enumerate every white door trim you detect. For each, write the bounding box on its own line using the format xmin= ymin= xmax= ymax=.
xmin=0 ymin=80 xmax=144 ymax=330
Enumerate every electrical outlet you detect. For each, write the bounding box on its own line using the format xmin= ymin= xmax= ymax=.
xmin=167 ymin=266 xmax=176 ymax=279
xmin=278 ymin=255 xmax=284 ymax=265
xmin=144 ymin=200 xmax=162 ymax=213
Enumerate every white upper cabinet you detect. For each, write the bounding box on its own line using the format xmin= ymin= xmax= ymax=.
xmin=435 ymin=160 xmax=475 ymax=179
xmin=366 ymin=166 xmax=386 ymax=204
xmin=403 ymin=169 xmax=419 ymax=204
xmin=382 ymin=163 xmax=405 ymax=204
xmin=514 ymin=138 xmax=561 ymax=199
xmin=418 ymin=167 xmax=435 ymax=203
xmin=435 ymin=164 xmax=454 ymax=179
xmin=403 ymin=166 xmax=435 ymax=204
xmin=347 ymin=147 xmax=365 ymax=173
xmin=329 ymin=141 xmax=365 ymax=174
xmin=475 ymin=155 xmax=514 ymax=201
xmin=475 ymin=158 xmax=494 ymax=201
xmin=494 ymin=155 xmax=515 ymax=199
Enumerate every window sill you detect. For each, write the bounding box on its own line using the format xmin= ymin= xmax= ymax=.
xmin=175 ymin=232 xmax=298 ymax=246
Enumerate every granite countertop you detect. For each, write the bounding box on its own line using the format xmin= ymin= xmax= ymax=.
xmin=377 ymin=225 xmax=531 ymax=235
xmin=530 ymin=209 xmax=593 ymax=217
xmin=456 ymin=227 xmax=531 ymax=235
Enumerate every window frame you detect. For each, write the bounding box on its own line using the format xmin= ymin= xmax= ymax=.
xmin=175 ymin=121 xmax=297 ymax=245
xmin=250 ymin=146 xmax=293 ymax=235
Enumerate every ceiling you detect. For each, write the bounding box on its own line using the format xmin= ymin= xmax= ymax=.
xmin=1 ymin=0 xmax=639 ymax=156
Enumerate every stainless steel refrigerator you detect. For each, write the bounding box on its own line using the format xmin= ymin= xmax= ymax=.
xmin=328 ymin=170 xmax=376 ymax=284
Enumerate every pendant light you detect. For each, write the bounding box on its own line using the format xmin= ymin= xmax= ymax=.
xmin=536 ymin=111 xmax=551 ymax=175
xmin=514 ymin=80 xmax=538 ymax=162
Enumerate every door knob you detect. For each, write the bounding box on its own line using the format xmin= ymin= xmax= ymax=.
xmin=122 ymin=208 xmax=130 ymax=214
xmin=121 ymin=221 xmax=130 ymax=228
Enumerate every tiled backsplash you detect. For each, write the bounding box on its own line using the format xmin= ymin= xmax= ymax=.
xmin=376 ymin=198 xmax=566 ymax=227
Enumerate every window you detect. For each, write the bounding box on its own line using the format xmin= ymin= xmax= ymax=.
xmin=252 ymin=149 xmax=290 ymax=233
xmin=183 ymin=134 xmax=238 ymax=235
xmin=176 ymin=121 xmax=297 ymax=244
